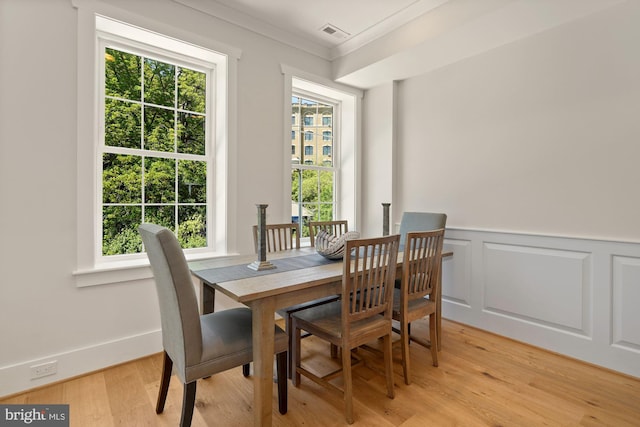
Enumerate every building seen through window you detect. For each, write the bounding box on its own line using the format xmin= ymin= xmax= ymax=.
xmin=291 ymin=95 xmax=335 ymax=237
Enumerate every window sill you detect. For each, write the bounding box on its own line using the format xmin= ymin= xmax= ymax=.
xmin=73 ymin=251 xmax=232 ymax=288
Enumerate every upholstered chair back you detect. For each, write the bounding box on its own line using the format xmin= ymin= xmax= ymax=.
xmin=398 ymin=212 xmax=447 ymax=247
xmin=139 ymin=223 xmax=202 ymax=383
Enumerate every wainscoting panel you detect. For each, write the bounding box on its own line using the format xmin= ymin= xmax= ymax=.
xmin=441 ymin=228 xmax=640 ymax=379
xmin=442 ymin=238 xmax=472 ymax=307
xmin=483 ymin=243 xmax=590 ymax=334
xmin=612 ymin=255 xmax=640 ymax=351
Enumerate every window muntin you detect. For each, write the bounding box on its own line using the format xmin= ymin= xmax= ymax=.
xmin=291 ymin=95 xmax=336 ymax=237
xmin=101 ymin=45 xmax=211 ymax=256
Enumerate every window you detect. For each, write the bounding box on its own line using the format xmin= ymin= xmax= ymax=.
xmin=304 ymin=131 xmax=313 ymax=141
xmin=283 ymin=69 xmax=361 ymax=250
xmin=322 ymin=145 xmax=332 ymax=156
xmin=291 ymin=95 xmax=336 ymax=236
xmin=323 ymin=116 xmax=331 ymax=126
xmin=291 ymin=130 xmax=296 ymax=140
xmin=78 ymin=13 xmax=233 ymax=274
xmin=101 ymin=44 xmax=211 ymax=256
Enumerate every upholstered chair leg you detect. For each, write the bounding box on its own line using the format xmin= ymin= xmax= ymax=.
xmin=383 ymin=334 xmax=395 ymax=398
xmin=342 ymin=344 xmax=354 ymax=424
xmin=180 ymin=381 xmax=197 ymax=427
xmin=400 ymin=320 xmax=411 ymax=385
xmin=242 ymin=363 xmax=250 ymax=377
xmin=430 ymin=313 xmax=439 ymax=367
xmin=276 ymin=351 xmax=288 ymax=414
xmin=156 ymin=351 xmax=173 ymax=414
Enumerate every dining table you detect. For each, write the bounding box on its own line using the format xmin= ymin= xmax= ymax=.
xmin=189 ymin=246 xmax=452 ymax=426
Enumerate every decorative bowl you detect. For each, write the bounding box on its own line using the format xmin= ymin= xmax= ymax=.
xmin=315 ymin=230 xmax=360 ymax=260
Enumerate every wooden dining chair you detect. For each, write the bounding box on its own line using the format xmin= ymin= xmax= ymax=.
xmin=291 ymin=234 xmax=400 ymax=424
xmin=252 ymin=221 xmax=339 ymax=378
xmin=397 ymin=211 xmax=447 ymax=350
xmin=308 ymin=220 xmax=348 ymax=247
xmin=393 ymin=229 xmax=444 ymax=385
xmin=252 ymin=222 xmax=300 ymax=253
xmin=139 ymin=223 xmax=288 ymax=426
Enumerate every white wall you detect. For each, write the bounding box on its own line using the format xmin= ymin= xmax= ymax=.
xmin=0 ymin=0 xmax=332 ymax=396
xmin=361 ymin=0 xmax=640 ymax=377
xmin=392 ymin=0 xmax=640 ymax=241
xmin=360 ymin=82 xmax=395 ymax=237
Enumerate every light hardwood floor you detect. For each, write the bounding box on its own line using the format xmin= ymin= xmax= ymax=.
xmin=2 ymin=319 xmax=639 ymax=426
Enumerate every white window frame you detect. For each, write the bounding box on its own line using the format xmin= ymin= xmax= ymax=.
xmin=281 ymin=65 xmax=363 ymax=242
xmin=98 ymin=30 xmax=215 ymax=261
xmin=72 ymin=1 xmax=240 ymax=287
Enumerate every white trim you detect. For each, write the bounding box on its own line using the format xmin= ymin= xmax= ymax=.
xmin=172 ymin=0 xmax=330 ymax=60
xmin=0 ymin=328 xmax=162 ymax=397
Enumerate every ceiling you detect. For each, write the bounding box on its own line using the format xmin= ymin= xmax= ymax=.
xmin=174 ymin=0 xmax=625 ymax=88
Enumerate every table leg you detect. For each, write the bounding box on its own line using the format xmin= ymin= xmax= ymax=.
xmin=201 ymin=281 xmax=215 ymax=314
xmin=252 ymin=298 xmax=276 ymax=427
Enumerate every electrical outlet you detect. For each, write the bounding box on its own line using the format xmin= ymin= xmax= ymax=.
xmin=30 ymin=361 xmax=57 ymax=379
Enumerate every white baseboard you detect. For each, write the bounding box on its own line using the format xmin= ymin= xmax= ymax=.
xmin=0 ymin=330 xmax=162 ymax=398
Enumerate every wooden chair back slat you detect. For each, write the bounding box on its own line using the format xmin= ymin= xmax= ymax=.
xmin=308 ymin=220 xmax=348 ymax=247
xmin=253 ymin=223 xmax=300 ymax=253
xmin=402 ymin=229 xmax=444 ymax=305
xmin=343 ymin=235 xmax=399 ymax=324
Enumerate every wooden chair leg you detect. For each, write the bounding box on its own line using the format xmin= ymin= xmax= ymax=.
xmin=430 ymin=313 xmax=439 ymax=367
xmin=330 ymin=343 xmax=338 ymax=358
xmin=342 ymin=344 xmax=354 ymax=424
xmin=400 ymin=320 xmax=411 ymax=385
xmin=383 ymin=334 xmax=395 ymax=398
xmin=292 ymin=319 xmax=302 ymax=387
xmin=286 ymin=313 xmax=294 ymax=379
xmin=242 ymin=363 xmax=250 ymax=377
xmin=276 ymin=351 xmax=288 ymax=414
xmin=156 ymin=351 xmax=173 ymax=414
xmin=180 ymin=381 xmax=197 ymax=427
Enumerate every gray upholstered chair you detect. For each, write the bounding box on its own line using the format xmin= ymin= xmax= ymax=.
xmin=397 ymin=211 xmax=447 ymax=349
xmin=398 ymin=212 xmax=447 ymax=247
xmin=139 ymin=223 xmax=288 ymax=427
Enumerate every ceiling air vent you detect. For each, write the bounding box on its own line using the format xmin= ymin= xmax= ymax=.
xmin=320 ymin=23 xmax=349 ymax=39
